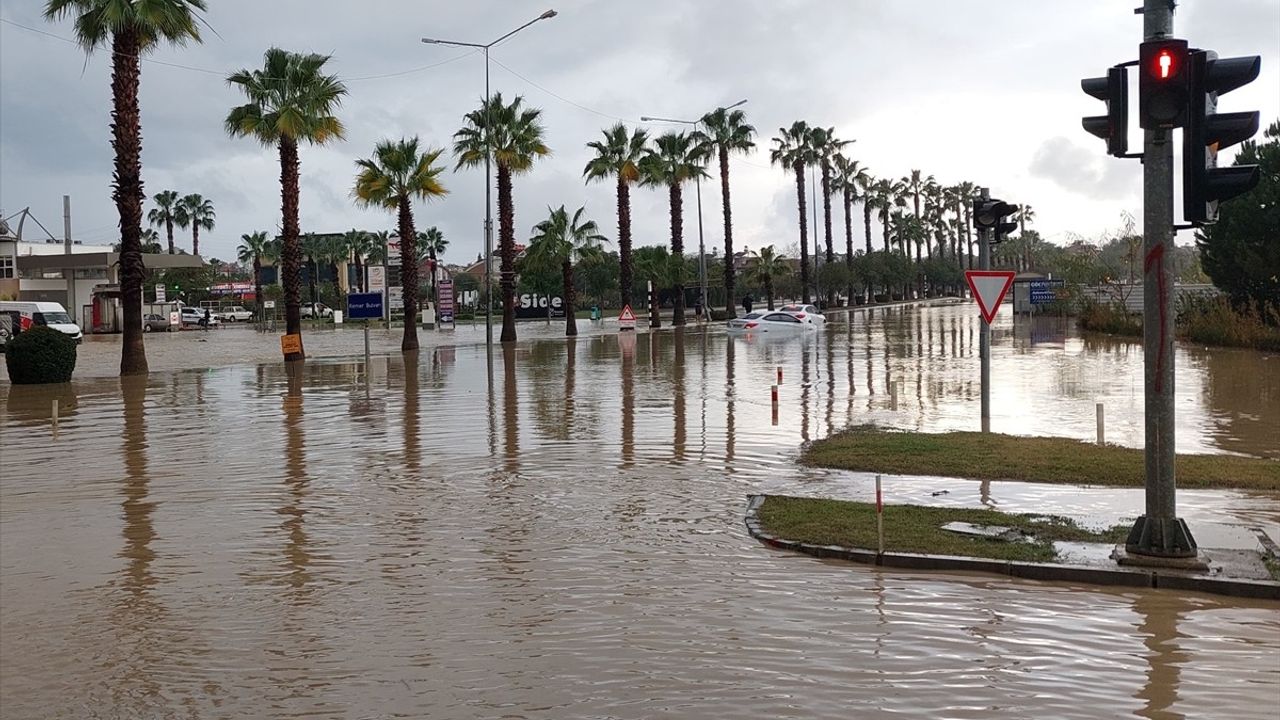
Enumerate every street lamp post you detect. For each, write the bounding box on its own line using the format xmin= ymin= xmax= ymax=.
xmin=641 ymin=98 xmax=747 ymax=318
xmin=422 ymin=9 xmax=557 ymax=347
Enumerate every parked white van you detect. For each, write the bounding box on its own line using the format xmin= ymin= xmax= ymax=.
xmin=0 ymin=301 xmax=84 ymax=343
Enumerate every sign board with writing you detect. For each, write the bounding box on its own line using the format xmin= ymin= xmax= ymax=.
xmin=437 ymin=280 xmax=455 ymax=324
xmin=347 ymin=292 xmax=384 ymax=320
xmin=515 ymin=293 xmax=565 ymax=319
xmin=367 ymin=266 xmax=386 ymax=293
xmin=1029 ymin=279 xmax=1066 ymax=305
xmin=263 ymin=300 xmax=276 ymax=309
xmin=155 ymin=284 xmax=166 ymax=303
xmin=388 ymin=286 xmax=404 ymax=315
xmin=280 ymin=333 xmax=303 ymax=357
xmin=168 ymin=310 xmax=181 ymax=327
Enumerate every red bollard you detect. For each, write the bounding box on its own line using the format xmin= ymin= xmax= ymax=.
xmin=777 ymin=366 xmax=783 ymax=384
xmin=771 ymin=385 xmax=779 ymax=405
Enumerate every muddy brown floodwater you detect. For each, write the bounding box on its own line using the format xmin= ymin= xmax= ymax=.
xmin=2 ymin=302 xmax=1278 ymax=718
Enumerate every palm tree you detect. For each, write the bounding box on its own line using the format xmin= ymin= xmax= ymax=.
xmin=857 ymin=172 xmax=878 ymax=257
xmin=45 ymin=0 xmax=207 ymax=376
xmin=343 ymin=229 xmax=373 ymax=292
xmin=584 ymin=123 xmax=648 ymax=310
xmin=954 ymin=180 xmax=977 ymax=273
xmin=367 ymin=230 xmax=390 ymax=267
xmin=354 ymin=137 xmax=448 ymax=351
xmin=751 ymin=245 xmax=789 ymax=310
xmin=692 ymin=107 xmax=755 ymax=317
xmin=174 ymin=193 xmax=214 ymax=257
xmin=147 ymin=190 xmax=181 ymax=254
xmin=640 ymin=131 xmax=707 ymax=326
xmin=453 ymin=92 xmax=549 ymax=344
xmin=770 ymin=121 xmax=814 ymax=303
xmin=139 ymin=228 xmax=163 ymax=254
xmin=301 ymin=233 xmax=324 ymax=307
xmin=525 ymin=205 xmax=608 ymax=336
xmin=633 ymin=245 xmax=672 ymax=328
xmin=832 ymin=153 xmax=868 ymax=302
xmin=809 ymin=126 xmax=849 ymax=305
xmin=226 ymin=48 xmax=347 ymax=361
xmin=873 ymin=178 xmax=905 ymax=254
xmin=418 ymin=226 xmax=447 ymax=309
xmin=237 ymin=231 xmax=270 ymax=318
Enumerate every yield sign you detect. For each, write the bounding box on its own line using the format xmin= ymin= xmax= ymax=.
xmin=965 ymin=270 xmax=1015 ymax=324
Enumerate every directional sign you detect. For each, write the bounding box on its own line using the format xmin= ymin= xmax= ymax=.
xmin=618 ymin=304 xmax=637 ymax=331
xmin=965 ymin=270 xmax=1016 ymax=324
xmin=1029 ymin=279 xmax=1066 ymax=305
xmin=155 ymin=284 xmax=166 ymax=303
xmin=346 ymin=292 xmax=384 ymax=320
xmin=437 ymin=279 xmax=455 ymax=324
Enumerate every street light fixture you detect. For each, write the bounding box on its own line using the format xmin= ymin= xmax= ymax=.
xmin=639 ymin=99 xmax=748 ymax=317
xmin=422 ymin=9 xmax=557 ymax=347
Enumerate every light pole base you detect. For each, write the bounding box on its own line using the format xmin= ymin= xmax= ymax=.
xmin=1123 ymin=515 xmax=1199 ymax=559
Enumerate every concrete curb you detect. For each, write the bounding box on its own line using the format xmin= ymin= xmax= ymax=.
xmin=745 ymin=495 xmax=1280 ymax=601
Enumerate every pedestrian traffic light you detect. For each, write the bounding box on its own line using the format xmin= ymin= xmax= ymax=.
xmin=1082 ymin=66 xmax=1128 ymax=156
xmin=1138 ymin=38 xmax=1190 ymax=129
xmin=1182 ymin=50 xmax=1262 ymax=224
xmin=973 ymin=199 xmax=1019 ymax=242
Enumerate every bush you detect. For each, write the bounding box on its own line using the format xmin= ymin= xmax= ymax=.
xmin=5 ymin=326 xmax=77 ymax=384
xmin=1177 ymin=295 xmax=1280 ymax=351
xmin=1078 ymin=300 xmax=1141 ymax=337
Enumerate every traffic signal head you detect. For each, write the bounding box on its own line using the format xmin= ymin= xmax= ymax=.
xmin=1183 ymin=50 xmax=1262 ymax=224
xmin=973 ymin=199 xmax=1018 ymax=235
xmin=1082 ymin=66 xmax=1128 ymax=157
xmin=1139 ymin=38 xmax=1190 ymax=129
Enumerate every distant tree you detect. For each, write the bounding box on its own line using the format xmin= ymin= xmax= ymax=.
xmin=639 ymin=131 xmax=707 ymax=326
xmin=771 ymin=121 xmax=814 ymax=303
xmin=692 ymin=107 xmax=756 ymax=316
xmin=751 ymin=245 xmax=790 ymax=310
xmin=584 ymin=123 xmax=648 ymax=309
xmin=237 ymin=231 xmax=270 ymax=316
xmin=148 ymin=190 xmax=181 ymax=254
xmin=174 ymin=193 xmax=214 ymax=257
xmin=524 ymin=205 xmax=607 ymax=336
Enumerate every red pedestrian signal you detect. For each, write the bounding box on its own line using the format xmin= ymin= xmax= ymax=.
xmin=1139 ymin=39 xmax=1189 ymax=129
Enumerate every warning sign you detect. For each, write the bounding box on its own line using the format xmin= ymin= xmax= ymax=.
xmin=280 ymin=333 xmax=303 ymax=357
xmin=965 ymin=270 xmax=1016 ymax=324
xmin=618 ymin=304 xmax=637 ymax=331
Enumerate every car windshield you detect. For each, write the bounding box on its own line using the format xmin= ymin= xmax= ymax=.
xmin=36 ymin=312 xmax=73 ymax=325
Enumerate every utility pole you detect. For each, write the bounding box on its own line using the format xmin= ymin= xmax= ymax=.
xmin=63 ymin=195 xmax=75 ymax=324
xmin=977 ymin=187 xmax=991 ymax=433
xmin=1126 ymin=0 xmax=1197 ymax=559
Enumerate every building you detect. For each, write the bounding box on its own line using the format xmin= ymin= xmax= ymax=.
xmin=0 ymin=219 xmax=17 ymax=299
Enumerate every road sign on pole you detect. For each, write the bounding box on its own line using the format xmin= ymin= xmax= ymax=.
xmin=155 ymin=284 xmax=166 ymax=303
xmin=618 ymin=304 xmax=637 ymax=331
xmin=965 ymin=270 xmax=1016 ymax=324
xmin=438 ymin=279 xmax=455 ymax=325
xmin=346 ymin=292 xmax=384 ymax=320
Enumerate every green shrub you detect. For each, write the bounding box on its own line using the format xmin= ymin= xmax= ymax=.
xmin=1078 ymin=300 xmax=1142 ymax=336
xmin=5 ymin=326 xmax=77 ymax=384
xmin=1177 ymin=295 xmax=1280 ymax=351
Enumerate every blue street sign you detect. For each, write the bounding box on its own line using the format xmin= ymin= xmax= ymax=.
xmin=347 ymin=292 xmax=384 ymax=320
xmin=1029 ymin=279 xmax=1065 ymax=305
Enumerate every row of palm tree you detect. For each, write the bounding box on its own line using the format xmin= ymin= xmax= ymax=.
xmin=146 ymin=190 xmax=215 ymax=256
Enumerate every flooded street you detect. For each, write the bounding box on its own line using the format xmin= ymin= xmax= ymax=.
xmin=2 ymin=303 xmax=1278 ymax=718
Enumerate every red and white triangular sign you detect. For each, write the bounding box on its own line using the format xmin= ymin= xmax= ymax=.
xmin=618 ymin=304 xmax=637 ymax=329
xmin=965 ymin=270 xmax=1015 ymax=324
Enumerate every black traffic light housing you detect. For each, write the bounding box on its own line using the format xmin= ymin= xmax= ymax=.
xmin=973 ymin=199 xmax=1019 ymax=242
xmin=1138 ymin=38 xmax=1190 ymax=129
xmin=1082 ymin=66 xmax=1129 ymax=157
xmin=1182 ymin=50 xmax=1262 ymax=224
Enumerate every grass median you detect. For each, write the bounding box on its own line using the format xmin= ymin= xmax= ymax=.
xmin=801 ymin=426 xmax=1280 ymax=492
xmin=756 ymin=495 xmax=1128 ymax=563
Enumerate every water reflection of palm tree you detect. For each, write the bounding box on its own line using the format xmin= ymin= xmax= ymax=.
xmin=120 ymin=376 xmax=157 ymax=601
xmin=403 ymin=353 xmax=421 ymax=473
xmin=673 ymin=329 xmax=687 ymax=461
xmin=564 ymin=339 xmax=577 ymax=436
xmin=801 ymin=340 xmax=812 ymax=442
xmin=621 ymin=333 xmax=636 ymax=469
xmin=281 ymin=362 xmax=312 ymax=596
xmin=725 ymin=337 xmax=737 ymax=464
xmin=503 ymin=345 xmax=520 ymax=475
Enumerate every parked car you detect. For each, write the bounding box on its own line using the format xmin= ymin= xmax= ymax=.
xmin=178 ymin=306 xmax=220 ymax=328
xmin=0 ymin=301 xmax=84 ymax=342
xmin=217 ymin=305 xmax=253 ymax=322
xmin=300 ymin=302 xmax=333 ymax=319
xmin=142 ymin=313 xmax=172 ymax=332
xmin=0 ymin=310 xmax=19 ymax=352
xmin=778 ymin=303 xmax=827 ymax=327
xmin=726 ymin=311 xmax=814 ymax=335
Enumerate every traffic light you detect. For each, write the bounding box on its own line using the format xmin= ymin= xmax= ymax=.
xmin=973 ymin=199 xmax=1019 ymax=242
xmin=1138 ymin=38 xmax=1190 ymax=129
xmin=1182 ymin=50 xmax=1262 ymax=224
xmin=1082 ymin=66 xmax=1128 ymax=157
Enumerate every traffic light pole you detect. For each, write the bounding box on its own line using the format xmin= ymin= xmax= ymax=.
xmin=977 ymin=187 xmax=992 ymax=434
xmin=1126 ymin=0 xmax=1198 ymax=560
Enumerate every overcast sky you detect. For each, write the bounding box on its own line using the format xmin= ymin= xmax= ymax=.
xmin=2 ymin=0 xmax=1277 ymax=265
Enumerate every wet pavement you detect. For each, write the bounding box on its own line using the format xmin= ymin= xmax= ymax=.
xmin=2 ymin=302 xmax=1278 ymax=718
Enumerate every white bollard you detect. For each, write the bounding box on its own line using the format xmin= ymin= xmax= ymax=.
xmin=876 ymin=474 xmax=884 ymax=555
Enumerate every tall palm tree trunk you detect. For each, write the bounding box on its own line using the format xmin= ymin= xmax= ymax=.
xmin=668 ymin=182 xmax=685 ymax=326
xmin=793 ymin=161 xmax=809 ymax=304
xmin=821 ymin=162 xmax=834 ymax=306
xmin=719 ymin=146 xmax=736 ymax=318
xmin=398 ymin=197 xmax=419 ymax=351
xmin=617 ymin=176 xmax=633 ymax=310
xmin=113 ymin=29 xmax=147 ymax=376
xmin=192 ymin=224 xmax=200 ymax=257
xmin=562 ymin=258 xmax=577 ymax=337
xmin=253 ymin=256 xmax=263 ymax=319
xmin=497 ymin=164 xmax=517 ymax=343
xmin=354 ymin=255 xmax=365 ymax=293
xmin=165 ymin=218 xmax=175 ymax=255
xmin=765 ymin=275 xmax=774 ymax=311
xmin=279 ymin=137 xmax=305 ymax=359
xmin=863 ymin=202 xmax=874 ymax=255
xmin=843 ymin=188 xmax=854 ymax=306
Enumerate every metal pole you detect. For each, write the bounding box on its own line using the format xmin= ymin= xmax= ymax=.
xmin=1126 ymin=0 xmax=1196 ymax=559
xmin=64 ymin=195 xmax=75 ymax=324
xmin=363 ymin=323 xmax=371 ymax=377
xmin=483 ymin=46 xmax=494 ymax=348
xmin=696 ymin=175 xmax=707 ymax=316
xmin=978 ymin=187 xmax=991 ymax=433
xmin=811 ymin=165 xmax=820 ymax=304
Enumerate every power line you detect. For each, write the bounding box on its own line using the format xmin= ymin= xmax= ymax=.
xmin=488 ymin=54 xmax=629 ymax=123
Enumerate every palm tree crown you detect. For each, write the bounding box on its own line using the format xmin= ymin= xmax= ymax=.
xmin=174 ymin=193 xmax=214 ymax=257
xmin=147 ymin=189 xmax=181 ymax=254
xmin=225 ymin=48 xmax=347 ymax=148
xmin=452 ymin=92 xmax=549 ymax=174
xmin=526 ymin=205 xmax=607 ymax=337
xmin=45 ymin=0 xmax=206 ymax=52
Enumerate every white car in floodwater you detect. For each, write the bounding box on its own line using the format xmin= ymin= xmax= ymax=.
xmin=726 ymin=311 xmax=815 ymax=335
xmin=778 ymin=303 xmax=826 ymax=327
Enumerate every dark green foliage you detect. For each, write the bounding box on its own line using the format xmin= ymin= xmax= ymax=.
xmin=5 ymin=326 xmax=77 ymax=384
xmin=1197 ymin=120 xmax=1280 ymax=311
